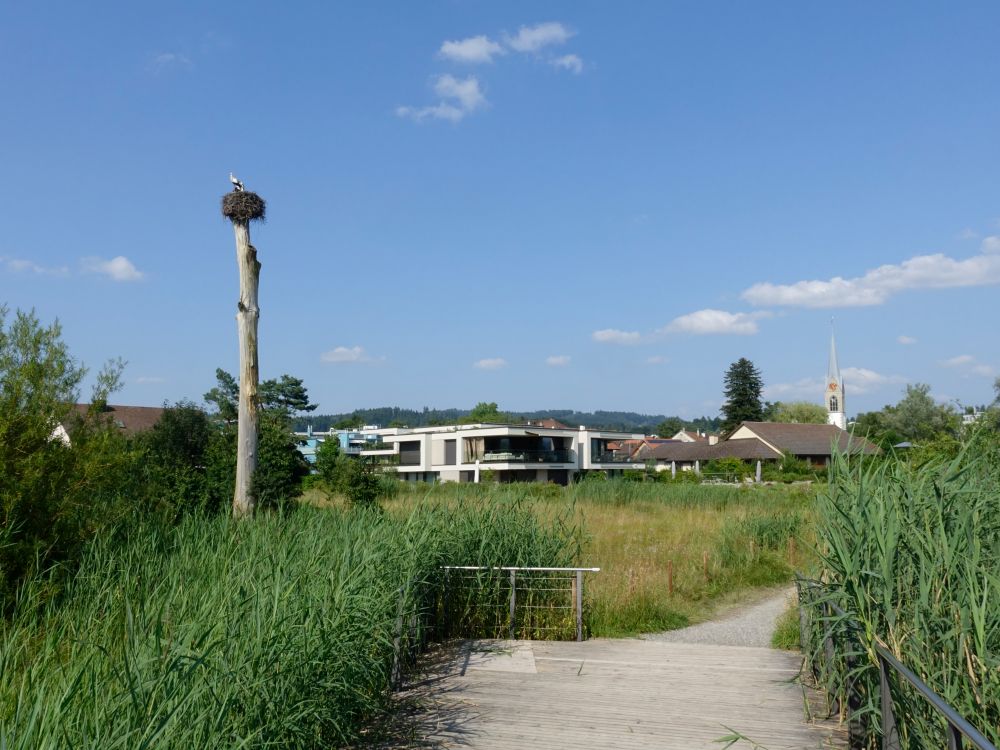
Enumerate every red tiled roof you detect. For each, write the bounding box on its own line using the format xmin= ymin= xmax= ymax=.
xmin=70 ymin=404 xmax=165 ymax=435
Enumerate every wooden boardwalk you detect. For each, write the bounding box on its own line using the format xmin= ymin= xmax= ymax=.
xmin=394 ymin=638 xmax=845 ymax=750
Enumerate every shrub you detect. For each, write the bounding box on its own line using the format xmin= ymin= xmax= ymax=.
xmin=761 ymin=452 xmax=823 ymax=482
xmin=140 ymin=401 xmax=221 ymax=516
xmin=703 ymin=457 xmax=750 ymax=481
xmin=252 ymin=411 xmax=310 ymax=509
xmin=0 ymin=309 xmax=139 ymax=604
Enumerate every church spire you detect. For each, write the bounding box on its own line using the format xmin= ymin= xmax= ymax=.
xmin=825 ymin=323 xmax=846 ymax=429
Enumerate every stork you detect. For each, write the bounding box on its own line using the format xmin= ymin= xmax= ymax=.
xmin=229 ymin=172 xmax=245 ymax=192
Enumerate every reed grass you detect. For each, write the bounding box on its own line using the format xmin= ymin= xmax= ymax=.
xmin=806 ymin=438 xmax=1000 ymax=748
xmin=0 ymin=497 xmax=576 ymax=748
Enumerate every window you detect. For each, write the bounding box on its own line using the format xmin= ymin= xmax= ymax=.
xmin=829 ymin=396 xmax=839 ymax=412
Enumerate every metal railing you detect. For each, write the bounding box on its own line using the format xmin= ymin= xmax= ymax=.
xmin=478 ymin=449 xmax=576 ymax=464
xmin=796 ymin=576 xmax=996 ymax=750
xmin=442 ymin=566 xmax=600 ymax=642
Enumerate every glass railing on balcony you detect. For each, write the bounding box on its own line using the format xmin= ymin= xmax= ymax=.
xmin=477 ymin=449 xmax=576 ymax=464
xmin=592 ymin=452 xmax=641 ymax=464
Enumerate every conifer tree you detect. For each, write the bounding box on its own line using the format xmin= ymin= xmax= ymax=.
xmin=721 ymin=358 xmax=765 ymax=432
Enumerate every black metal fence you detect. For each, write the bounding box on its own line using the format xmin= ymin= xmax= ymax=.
xmin=796 ymin=576 xmax=997 ymax=750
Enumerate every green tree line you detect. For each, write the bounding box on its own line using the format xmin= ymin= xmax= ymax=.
xmin=0 ymin=309 xmax=312 ymax=606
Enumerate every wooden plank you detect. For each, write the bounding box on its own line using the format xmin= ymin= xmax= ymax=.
xmin=396 ymin=638 xmax=847 ymax=749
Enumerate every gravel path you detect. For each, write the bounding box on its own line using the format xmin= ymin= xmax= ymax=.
xmin=642 ymin=587 xmax=796 ymax=648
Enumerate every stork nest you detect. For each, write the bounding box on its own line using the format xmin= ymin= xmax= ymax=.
xmin=221 ymin=191 xmax=266 ymax=223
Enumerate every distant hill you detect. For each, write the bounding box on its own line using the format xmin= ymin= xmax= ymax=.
xmin=292 ymin=407 xmax=722 ymax=435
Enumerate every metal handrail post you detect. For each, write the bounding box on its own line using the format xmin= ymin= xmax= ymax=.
xmin=443 ymin=568 xmax=450 ymax=639
xmin=879 ymin=653 xmax=900 ymax=750
xmin=575 ymin=569 xmax=583 ymax=642
xmin=509 ymin=569 xmax=516 ymax=640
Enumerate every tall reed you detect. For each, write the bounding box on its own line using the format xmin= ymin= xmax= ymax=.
xmin=0 ymin=497 xmax=576 ymax=748
xmin=807 ymin=438 xmax=1000 ymax=748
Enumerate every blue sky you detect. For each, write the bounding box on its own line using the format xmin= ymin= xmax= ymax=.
xmin=2 ymin=2 xmax=999 ymax=418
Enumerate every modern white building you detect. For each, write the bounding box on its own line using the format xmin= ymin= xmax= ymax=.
xmin=362 ymin=423 xmax=646 ymax=484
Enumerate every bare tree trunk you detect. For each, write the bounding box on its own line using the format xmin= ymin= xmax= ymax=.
xmin=232 ymin=221 xmax=260 ymax=517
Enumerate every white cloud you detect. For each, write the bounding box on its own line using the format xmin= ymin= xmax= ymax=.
xmin=545 ymin=355 xmax=570 ymax=367
xmin=321 ymin=345 xmax=373 ymax=364
xmin=763 ymin=376 xmax=822 ymax=401
xmin=663 ymin=309 xmax=771 ymax=336
xmin=592 ymin=328 xmax=641 ymax=345
xmin=395 ymin=103 xmax=465 ymax=123
xmin=439 ymin=35 xmax=505 ymax=63
xmin=940 ymin=354 xmax=995 ymax=377
xmin=397 ymin=103 xmax=464 ymax=122
xmin=397 ymin=74 xmax=486 ymax=123
xmin=434 ymin=74 xmax=485 ymax=110
xmin=646 ymin=355 xmax=667 ymax=365
xmin=505 ymin=22 xmax=573 ymax=52
xmin=741 ymin=249 xmax=1000 ymax=308
xmin=766 ymin=367 xmax=904 ymax=400
xmin=474 ymin=357 xmax=507 ymax=370
xmin=941 ymin=354 xmax=975 ymax=368
xmin=136 ymin=376 xmax=165 ymax=384
xmin=897 ymin=335 xmax=918 ymax=345
xmin=550 ymin=54 xmax=583 ymax=74
xmin=81 ymin=256 xmax=144 ymax=282
xmin=2 ymin=256 xmax=69 ymax=276
xmin=982 ymin=235 xmax=1000 ymax=253
xmin=150 ymin=52 xmax=192 ymax=73
xmin=958 ymin=228 xmax=979 ymax=240
xmin=842 ymin=367 xmax=906 ymax=395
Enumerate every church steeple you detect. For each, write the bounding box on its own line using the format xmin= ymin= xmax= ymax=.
xmin=825 ymin=326 xmax=846 ymax=429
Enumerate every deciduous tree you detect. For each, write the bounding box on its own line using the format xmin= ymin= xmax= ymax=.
xmin=770 ymin=401 xmax=828 ymax=424
xmin=654 ymin=417 xmax=685 ymax=437
xmin=883 ymin=383 xmax=960 ymax=443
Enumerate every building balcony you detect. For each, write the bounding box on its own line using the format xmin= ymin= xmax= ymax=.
xmin=592 ymin=452 xmax=641 ymax=464
xmin=478 ymin=449 xmax=576 ymax=464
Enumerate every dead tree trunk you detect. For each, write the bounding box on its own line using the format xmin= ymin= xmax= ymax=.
xmin=221 ymin=186 xmax=266 ymax=518
xmin=233 ymin=221 xmax=260 ymax=516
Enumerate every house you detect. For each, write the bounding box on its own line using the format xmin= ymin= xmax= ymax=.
xmin=637 ymin=421 xmax=879 ymax=474
xmin=727 ymin=421 xmax=878 ymax=466
xmin=671 ymin=430 xmax=719 ymax=444
xmin=361 ymin=423 xmax=646 ymax=484
xmin=641 ymin=330 xmax=878 ymax=474
xmin=637 ymin=437 xmax=781 ymax=473
xmin=53 ymin=404 xmax=166 ymax=444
